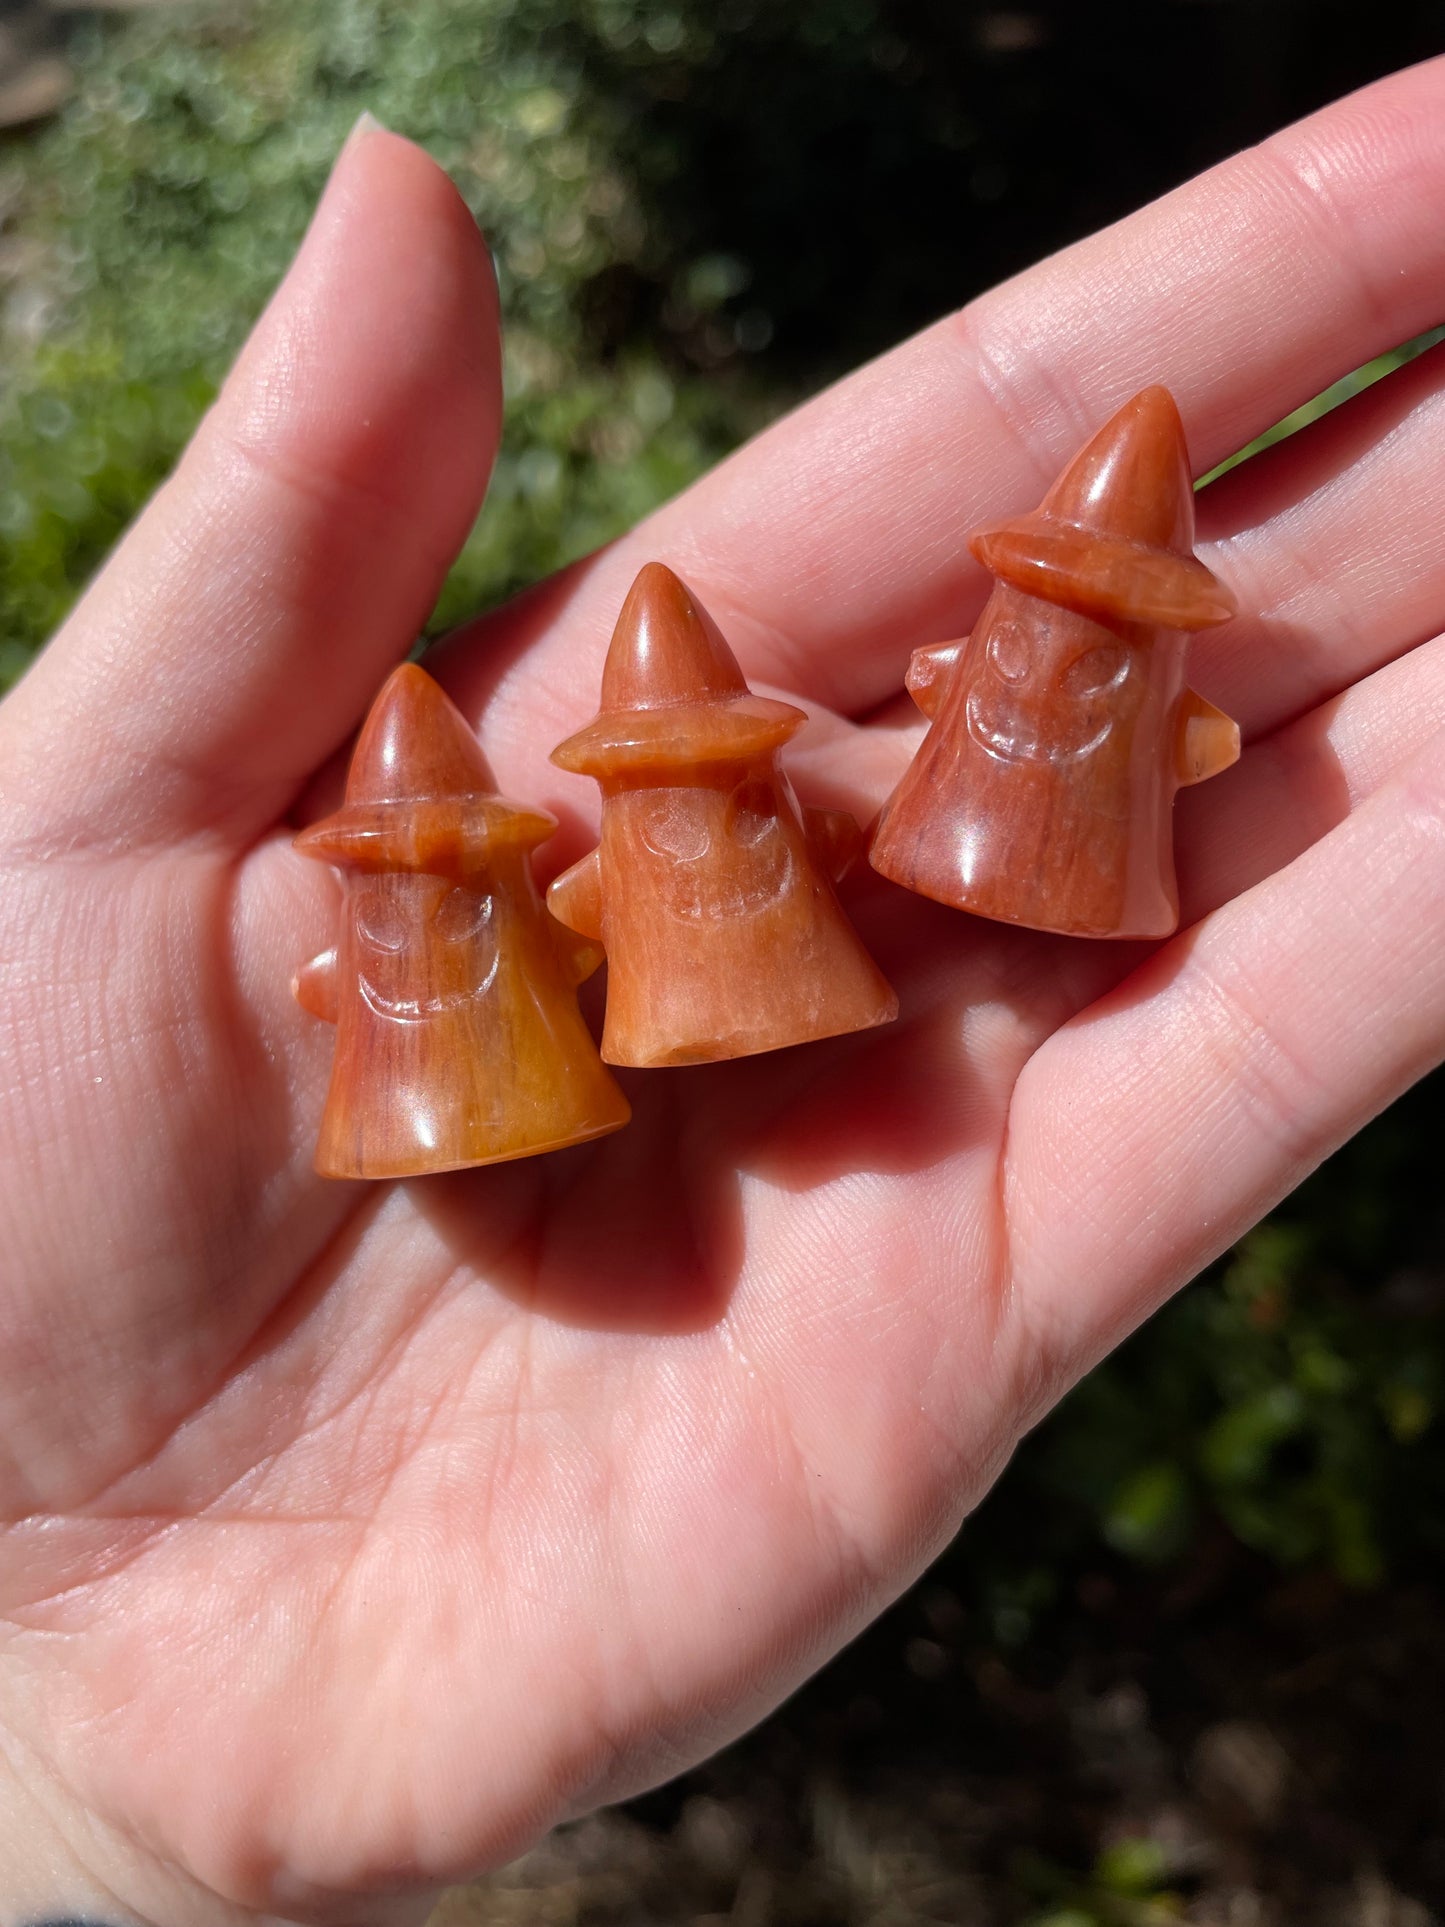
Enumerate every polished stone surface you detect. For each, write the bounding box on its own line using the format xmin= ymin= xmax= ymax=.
xmin=294 ymin=664 xmax=629 ymax=1177
xmin=550 ymin=563 xmax=897 ymax=1065
xmin=870 ymin=385 xmax=1239 ymax=939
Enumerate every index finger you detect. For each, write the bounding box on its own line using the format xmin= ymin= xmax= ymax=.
xmin=442 ymin=55 xmax=1445 ymax=798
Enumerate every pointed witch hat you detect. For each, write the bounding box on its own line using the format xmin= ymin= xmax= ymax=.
xmin=296 ymin=663 xmax=556 ymax=873
xmin=968 ymin=386 xmax=1236 ymax=631
xmin=551 ymin=563 xmax=806 ymax=779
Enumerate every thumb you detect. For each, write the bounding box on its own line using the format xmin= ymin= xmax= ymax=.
xmin=1 ymin=116 xmax=502 ymax=854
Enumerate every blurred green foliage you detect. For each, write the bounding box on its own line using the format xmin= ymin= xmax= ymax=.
xmin=1 ymin=0 xmax=1443 ymax=1640
xmin=965 ymin=1068 xmax=1445 ymax=1642
xmin=1199 ymin=327 xmax=1445 ymax=487
xmin=0 ymin=0 xmax=789 ymax=673
xmin=1023 ymin=1833 xmax=1182 ymax=1927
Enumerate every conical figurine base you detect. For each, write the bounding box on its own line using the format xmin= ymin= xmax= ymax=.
xmin=550 ymin=563 xmax=898 ymax=1065
xmin=871 ymin=386 xmax=1240 ymax=940
xmin=295 ymin=664 xmax=630 ymax=1177
xmin=579 ymin=771 xmax=897 ymax=1068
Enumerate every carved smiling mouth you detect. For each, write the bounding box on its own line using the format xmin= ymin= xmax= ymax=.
xmin=638 ymin=786 xmax=795 ymax=922
xmin=357 ymin=949 xmax=501 ymax=1022
xmin=357 ymin=976 xmax=496 ymax=1020
xmin=353 ymin=884 xmax=499 ymax=1021
xmin=663 ymin=849 xmax=795 ymax=922
xmin=965 ymin=622 xmax=1133 ymax=766
xmin=965 ymin=685 xmax=1116 ymax=766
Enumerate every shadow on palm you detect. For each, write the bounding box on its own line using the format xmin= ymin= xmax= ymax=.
xmin=406 ymin=867 xmax=1143 ymax=1338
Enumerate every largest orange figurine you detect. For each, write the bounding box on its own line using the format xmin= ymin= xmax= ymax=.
xmin=549 ymin=563 xmax=897 ymax=1066
xmin=294 ymin=663 xmax=629 ymax=1178
xmin=870 ymin=386 xmax=1240 ymax=938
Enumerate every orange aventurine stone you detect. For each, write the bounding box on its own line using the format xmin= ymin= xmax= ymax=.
xmin=549 ymin=563 xmax=898 ymax=1066
xmin=294 ymin=663 xmax=630 ymax=1178
xmin=870 ymin=385 xmax=1240 ymax=938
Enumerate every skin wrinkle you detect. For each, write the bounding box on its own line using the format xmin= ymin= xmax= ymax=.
xmin=352 ymin=1320 xmax=514 ymax=1539
xmin=1001 ymin=1139 xmax=1136 ymax=1391
xmin=559 ymin=1373 xmax=874 ymax=1828
xmin=1387 ymin=735 xmax=1445 ymax=841
xmin=1223 ymin=387 xmax=1445 ymax=564
xmin=159 ymin=1248 xmax=466 ymax=1523
xmin=952 ymin=302 xmax=1093 ymax=501
xmin=331 ymin=1471 xmax=611 ymax=1880
xmin=1191 ymin=369 xmax=1445 ymax=743
xmin=1224 ymin=523 xmax=1360 ymax=737
xmin=63 ymin=1660 xmax=290 ymax=1924
xmin=590 ymin=1384 xmax=676 ymax=1788
xmin=201 ymin=433 xmax=457 ymax=611
xmin=1181 ymin=952 xmax=1342 ymax=1175
xmin=1330 ymin=645 xmax=1445 ymax=789
xmin=0 ymin=1173 xmax=369 ymax=1529
xmin=27 ymin=512 xmax=288 ymax=853
xmin=1 ymin=1518 xmax=347 ymax=1635
xmin=751 ymin=1196 xmax=986 ymax=1564
xmin=107 ymin=523 xmax=415 ymax=841
xmin=1271 ymin=107 xmax=1431 ymax=343
xmin=0 ymin=1717 xmax=197 ymax=1927
xmin=433 ymin=1325 xmax=530 ymax=1580
xmin=1 ymin=777 xmax=240 ymax=870
xmin=0 ymin=886 xmax=206 ymax=1472
xmin=996 ymin=980 xmax=1144 ymax=1421
xmin=113 ymin=858 xmax=272 ymax=1284
xmin=990 ymin=1069 xmax=1034 ymax=1417
xmin=1218 ymin=529 xmax=1352 ymax=670
xmin=1238 ymin=142 xmax=1391 ymax=344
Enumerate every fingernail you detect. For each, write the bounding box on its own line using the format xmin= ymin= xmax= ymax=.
xmin=342 ymin=108 xmax=388 ymax=153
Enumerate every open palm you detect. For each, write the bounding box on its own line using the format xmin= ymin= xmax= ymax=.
xmin=4 ymin=69 xmax=1445 ymax=1925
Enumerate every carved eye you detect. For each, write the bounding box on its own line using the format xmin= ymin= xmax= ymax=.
xmin=725 ymin=779 xmax=778 ymax=848
xmin=434 ymin=887 xmax=492 ymax=944
xmin=355 ymin=898 xmax=407 ymax=953
xmin=1061 ymin=643 xmax=1130 ymax=698
xmin=640 ymin=796 xmax=712 ymax=861
xmin=986 ymin=618 xmax=1032 ymax=685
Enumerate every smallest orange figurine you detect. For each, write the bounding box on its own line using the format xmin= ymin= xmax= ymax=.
xmin=870 ymin=385 xmax=1240 ymax=939
xmin=294 ymin=663 xmax=629 ymax=1178
xmin=549 ymin=563 xmax=897 ymax=1066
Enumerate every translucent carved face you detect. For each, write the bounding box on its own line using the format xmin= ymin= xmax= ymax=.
xmin=965 ymin=603 xmax=1135 ymax=766
xmin=636 ymin=777 xmax=794 ymax=923
xmin=353 ymin=872 xmax=498 ymax=1021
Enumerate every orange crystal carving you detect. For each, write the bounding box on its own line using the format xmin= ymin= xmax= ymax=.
xmin=549 ymin=563 xmax=898 ymax=1066
xmin=294 ymin=663 xmax=630 ymax=1178
xmin=870 ymin=385 xmax=1240 ymax=938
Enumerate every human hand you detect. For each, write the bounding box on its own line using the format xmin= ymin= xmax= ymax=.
xmin=4 ymin=64 xmax=1445 ymax=1926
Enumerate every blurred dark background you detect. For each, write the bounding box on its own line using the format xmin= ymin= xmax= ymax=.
xmin=3 ymin=3 xmax=1445 ymax=1921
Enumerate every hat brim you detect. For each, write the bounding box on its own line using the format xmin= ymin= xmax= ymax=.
xmin=970 ymin=517 xmax=1236 ymax=631
xmin=551 ymin=695 xmax=805 ymax=779
xmin=295 ymin=796 xmax=557 ymax=872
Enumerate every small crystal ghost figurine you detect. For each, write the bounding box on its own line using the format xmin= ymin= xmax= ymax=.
xmin=294 ymin=663 xmax=630 ymax=1177
xmin=870 ymin=385 xmax=1240 ymax=938
xmin=548 ymin=562 xmax=898 ymax=1066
